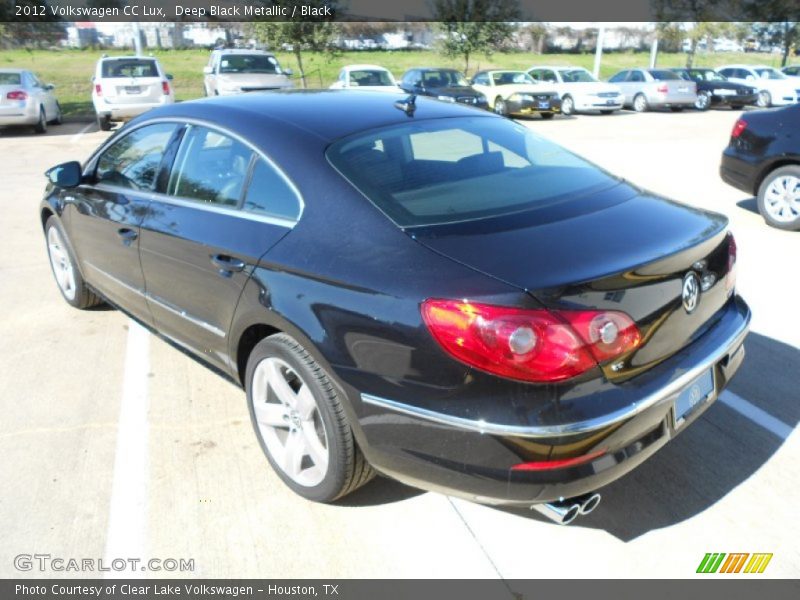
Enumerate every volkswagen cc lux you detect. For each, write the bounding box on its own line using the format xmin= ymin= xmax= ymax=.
xmin=41 ymin=92 xmax=749 ymax=525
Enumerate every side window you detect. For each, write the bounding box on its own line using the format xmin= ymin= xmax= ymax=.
xmin=168 ymin=126 xmax=254 ymax=207
xmin=629 ymin=71 xmax=644 ymax=82
xmin=609 ymin=71 xmax=628 ymax=83
xmin=528 ymin=70 xmax=542 ymax=81
xmin=542 ymin=70 xmax=557 ymax=83
xmin=473 ymin=74 xmax=489 ymax=85
xmin=96 ymin=123 xmax=177 ymax=191
xmin=402 ymin=70 xmax=416 ymax=85
xmin=242 ymin=158 xmax=302 ymax=221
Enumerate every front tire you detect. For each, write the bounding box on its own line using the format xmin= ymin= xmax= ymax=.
xmin=45 ymin=217 xmax=103 ymax=309
xmin=756 ymin=90 xmax=772 ymax=108
xmin=246 ymin=333 xmax=375 ymax=502
xmin=633 ymin=93 xmax=648 ymax=112
xmin=561 ymin=95 xmax=574 ymax=116
xmin=493 ymin=96 xmax=507 ymax=116
xmin=694 ymin=91 xmax=711 ymax=111
xmin=757 ymin=166 xmax=800 ymax=231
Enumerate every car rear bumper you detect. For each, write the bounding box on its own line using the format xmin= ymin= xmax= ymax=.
xmin=0 ymin=102 xmax=38 ymax=125
xmin=720 ymin=149 xmax=760 ymax=195
xmin=356 ymin=295 xmax=750 ymax=505
xmin=94 ymin=98 xmax=173 ymax=120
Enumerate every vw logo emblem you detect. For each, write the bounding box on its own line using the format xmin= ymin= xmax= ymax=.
xmin=682 ymin=272 xmax=700 ymax=313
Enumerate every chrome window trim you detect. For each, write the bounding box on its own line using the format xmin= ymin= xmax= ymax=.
xmin=84 ymin=262 xmax=226 ymax=339
xmin=362 ymin=309 xmax=750 ymax=439
xmin=87 ymin=116 xmax=304 ymax=226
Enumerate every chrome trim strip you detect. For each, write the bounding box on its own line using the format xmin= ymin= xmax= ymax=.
xmin=361 ymin=309 xmax=751 ymax=438
xmin=84 ymin=262 xmax=226 ymax=338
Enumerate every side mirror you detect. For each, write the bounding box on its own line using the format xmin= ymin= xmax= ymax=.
xmin=202 ymin=66 xmax=213 ymax=75
xmin=283 ymin=68 xmax=294 ymax=76
xmin=166 ymin=74 xmax=174 ymax=81
xmin=46 ymin=161 xmax=82 ymax=188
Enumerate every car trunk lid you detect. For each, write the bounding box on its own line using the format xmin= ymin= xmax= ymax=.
xmin=411 ymin=185 xmax=733 ymax=378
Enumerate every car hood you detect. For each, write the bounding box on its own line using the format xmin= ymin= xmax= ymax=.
xmin=702 ymin=81 xmax=755 ymax=92
xmin=430 ymin=86 xmax=482 ymax=97
xmin=217 ymin=73 xmax=291 ymax=88
xmin=496 ymin=83 xmax=557 ymax=96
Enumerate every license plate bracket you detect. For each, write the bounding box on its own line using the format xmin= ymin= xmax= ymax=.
xmin=124 ymin=86 xmax=141 ymax=94
xmin=537 ymin=101 xmax=550 ymax=109
xmin=673 ymin=368 xmax=715 ymax=428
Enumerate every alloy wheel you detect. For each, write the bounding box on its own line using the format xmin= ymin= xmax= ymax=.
xmin=47 ymin=226 xmax=76 ymax=300
xmin=250 ymin=356 xmax=329 ymax=487
xmin=757 ymin=90 xmax=771 ymax=108
xmin=763 ymin=175 xmax=800 ymax=223
xmin=633 ymin=94 xmax=647 ymax=112
xmin=695 ymin=92 xmax=711 ymax=110
xmin=562 ymin=96 xmax=574 ymax=115
xmin=494 ymin=98 xmax=506 ymax=116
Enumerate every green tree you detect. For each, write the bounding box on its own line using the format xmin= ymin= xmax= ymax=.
xmin=249 ymin=1 xmax=340 ymax=88
xmin=432 ymin=0 xmax=520 ymax=75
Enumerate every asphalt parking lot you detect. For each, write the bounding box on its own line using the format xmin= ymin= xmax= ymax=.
xmin=1 ymin=109 xmax=798 ymax=579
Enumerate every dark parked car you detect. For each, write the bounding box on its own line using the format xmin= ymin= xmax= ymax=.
xmin=42 ymin=92 xmax=750 ymax=525
xmin=399 ymin=67 xmax=488 ymax=109
xmin=670 ymin=68 xmax=757 ymax=110
xmin=720 ymin=103 xmax=800 ymax=230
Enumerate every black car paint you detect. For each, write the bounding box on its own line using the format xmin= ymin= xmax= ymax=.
xmin=42 ymin=91 xmax=749 ymax=505
xmin=671 ymin=68 xmax=758 ymax=107
xmin=720 ymin=103 xmax=800 ymax=195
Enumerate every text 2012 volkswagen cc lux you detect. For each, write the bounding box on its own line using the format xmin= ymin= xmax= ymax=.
xmin=41 ymin=92 xmax=750 ymax=525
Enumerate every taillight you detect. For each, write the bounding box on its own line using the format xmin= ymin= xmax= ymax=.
xmin=511 ymin=448 xmax=608 ymax=471
xmin=162 ymin=80 xmax=170 ymax=95
xmin=726 ymin=232 xmax=737 ymax=293
xmin=731 ymin=118 xmax=747 ymax=139
xmin=421 ymin=300 xmax=641 ymax=383
xmin=94 ymin=83 xmax=102 ymax=96
xmin=6 ymin=90 xmax=27 ymax=101
xmin=656 ymin=83 xmax=668 ymax=94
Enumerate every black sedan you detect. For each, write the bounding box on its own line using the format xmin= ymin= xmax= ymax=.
xmin=670 ymin=68 xmax=758 ymax=110
xmin=41 ymin=91 xmax=750 ymax=525
xmin=399 ymin=67 xmax=488 ymax=109
xmin=720 ymin=103 xmax=800 ymax=230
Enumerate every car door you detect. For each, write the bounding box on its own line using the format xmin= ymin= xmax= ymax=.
xmin=138 ymin=123 xmax=302 ymax=373
xmin=65 ymin=122 xmax=179 ymax=323
xmin=609 ymin=70 xmax=632 ymax=103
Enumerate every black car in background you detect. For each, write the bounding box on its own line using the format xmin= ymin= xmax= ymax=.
xmin=720 ymin=103 xmax=800 ymax=230
xmin=41 ymin=92 xmax=749 ymax=525
xmin=399 ymin=67 xmax=488 ymax=109
xmin=670 ymin=68 xmax=758 ymax=110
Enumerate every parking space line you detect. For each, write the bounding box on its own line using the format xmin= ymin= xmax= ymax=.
xmin=69 ymin=122 xmax=94 ymax=144
xmin=103 ymin=319 xmax=151 ymax=577
xmin=720 ymin=390 xmax=793 ymax=440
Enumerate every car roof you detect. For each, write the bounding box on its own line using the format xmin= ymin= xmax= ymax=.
xmin=212 ymin=49 xmax=275 ymax=56
xmin=0 ymin=68 xmax=25 ymax=73
xmin=99 ymin=56 xmax=158 ymax=61
xmin=413 ymin=67 xmax=461 ymax=72
xmin=533 ymin=66 xmax=587 ymax=71
xmin=135 ymin=90 xmax=496 ymax=145
xmin=342 ymin=64 xmax=390 ymax=71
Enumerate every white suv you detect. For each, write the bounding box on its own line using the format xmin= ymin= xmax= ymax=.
xmin=92 ymin=55 xmax=175 ymax=130
xmin=716 ymin=65 xmax=799 ymax=107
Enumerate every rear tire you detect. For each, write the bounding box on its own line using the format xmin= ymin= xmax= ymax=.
xmin=33 ymin=107 xmax=47 ymax=134
xmin=44 ymin=217 xmax=103 ymax=309
xmin=757 ymin=166 xmax=800 ymax=231
xmin=97 ymin=114 xmax=112 ymax=131
xmin=245 ymin=333 xmax=375 ymax=503
xmin=633 ymin=93 xmax=648 ymax=112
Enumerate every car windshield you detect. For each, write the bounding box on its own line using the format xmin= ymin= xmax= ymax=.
xmin=755 ymin=68 xmax=786 ymax=80
xmin=561 ymin=69 xmax=596 ymax=83
xmin=0 ymin=72 xmax=22 ymax=85
xmin=219 ymin=54 xmax=281 ymax=74
xmin=421 ymin=70 xmax=469 ymax=87
xmin=650 ymin=70 xmax=681 ymax=81
xmin=349 ymin=70 xmax=394 ymax=87
xmin=327 ymin=116 xmax=618 ymax=228
xmin=101 ymin=59 xmax=158 ymax=78
xmin=690 ymin=69 xmax=726 ymax=82
xmin=492 ymin=72 xmax=536 ymax=85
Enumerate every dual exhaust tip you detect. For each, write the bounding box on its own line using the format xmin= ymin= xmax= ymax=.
xmin=531 ymin=492 xmax=602 ymax=525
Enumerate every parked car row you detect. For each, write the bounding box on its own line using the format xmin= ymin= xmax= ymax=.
xmin=4 ymin=52 xmax=800 ymax=135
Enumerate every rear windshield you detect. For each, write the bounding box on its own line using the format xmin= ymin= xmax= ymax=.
xmin=422 ymin=70 xmax=469 ymax=87
xmin=327 ymin=116 xmax=617 ymax=228
xmin=0 ymin=73 xmax=22 ymax=85
xmin=102 ymin=60 xmax=158 ymax=78
xmin=650 ymin=70 xmax=681 ymax=81
xmin=350 ymin=70 xmax=394 ymax=86
xmin=219 ymin=54 xmax=280 ymax=74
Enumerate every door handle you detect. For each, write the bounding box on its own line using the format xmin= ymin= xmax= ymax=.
xmin=117 ymin=228 xmax=138 ymax=245
xmin=211 ymin=254 xmax=246 ymax=274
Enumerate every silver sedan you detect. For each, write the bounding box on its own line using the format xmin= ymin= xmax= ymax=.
xmin=0 ymin=69 xmax=62 ymax=133
xmin=608 ymin=68 xmax=698 ymax=112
